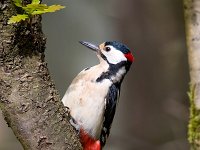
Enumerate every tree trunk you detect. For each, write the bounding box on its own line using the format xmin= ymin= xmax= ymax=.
xmin=0 ymin=0 xmax=82 ymax=149
xmin=184 ymin=0 xmax=200 ymax=149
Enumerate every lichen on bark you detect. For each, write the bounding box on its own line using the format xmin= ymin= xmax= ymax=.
xmin=0 ymin=0 xmax=82 ymax=149
xmin=184 ymin=0 xmax=200 ymax=149
xmin=188 ymin=84 xmax=200 ymax=149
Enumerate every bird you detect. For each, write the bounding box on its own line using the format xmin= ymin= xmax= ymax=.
xmin=62 ymin=41 xmax=134 ymax=150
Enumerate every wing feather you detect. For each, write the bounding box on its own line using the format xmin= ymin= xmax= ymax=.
xmin=100 ymin=84 xmax=120 ymax=146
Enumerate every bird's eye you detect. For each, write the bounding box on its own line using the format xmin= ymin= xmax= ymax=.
xmin=105 ymin=47 xmax=111 ymax=52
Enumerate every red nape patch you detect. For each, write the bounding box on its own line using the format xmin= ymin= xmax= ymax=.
xmin=80 ymin=129 xmax=101 ymax=150
xmin=124 ymin=52 xmax=134 ymax=62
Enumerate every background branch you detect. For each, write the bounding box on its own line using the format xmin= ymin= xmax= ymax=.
xmin=184 ymin=0 xmax=200 ymax=148
xmin=0 ymin=0 xmax=82 ymax=149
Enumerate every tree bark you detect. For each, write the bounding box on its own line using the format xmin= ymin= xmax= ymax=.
xmin=184 ymin=0 xmax=200 ymax=149
xmin=0 ymin=0 xmax=82 ymax=149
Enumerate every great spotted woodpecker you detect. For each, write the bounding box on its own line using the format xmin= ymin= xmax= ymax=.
xmin=62 ymin=41 xmax=134 ymax=150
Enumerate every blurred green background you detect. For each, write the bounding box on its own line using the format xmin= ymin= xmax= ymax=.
xmin=0 ymin=0 xmax=189 ymax=150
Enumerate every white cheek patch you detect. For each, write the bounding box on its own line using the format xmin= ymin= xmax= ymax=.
xmin=102 ymin=46 xmax=127 ymax=64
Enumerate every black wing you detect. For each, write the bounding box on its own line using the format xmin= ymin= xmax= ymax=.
xmin=100 ymin=84 xmax=120 ymax=147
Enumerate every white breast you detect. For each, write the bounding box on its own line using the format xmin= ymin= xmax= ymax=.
xmin=62 ymin=63 xmax=112 ymax=139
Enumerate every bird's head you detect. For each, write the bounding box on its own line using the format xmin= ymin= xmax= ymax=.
xmin=79 ymin=41 xmax=134 ymax=69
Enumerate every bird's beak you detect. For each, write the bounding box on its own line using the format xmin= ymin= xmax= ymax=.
xmin=79 ymin=41 xmax=100 ymax=52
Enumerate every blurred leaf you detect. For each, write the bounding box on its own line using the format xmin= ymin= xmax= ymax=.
xmin=31 ymin=5 xmax=65 ymax=15
xmin=31 ymin=0 xmax=40 ymax=4
xmin=8 ymin=14 xmax=29 ymax=24
xmin=44 ymin=5 xmax=65 ymax=12
xmin=22 ymin=4 xmax=48 ymax=14
xmin=13 ymin=0 xmax=22 ymax=7
xmin=9 ymin=0 xmax=65 ymax=24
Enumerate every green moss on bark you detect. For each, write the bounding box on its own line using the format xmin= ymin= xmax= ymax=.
xmin=188 ymin=84 xmax=200 ymax=149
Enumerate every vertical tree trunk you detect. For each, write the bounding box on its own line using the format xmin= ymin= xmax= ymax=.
xmin=0 ymin=0 xmax=82 ymax=149
xmin=184 ymin=0 xmax=200 ymax=149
